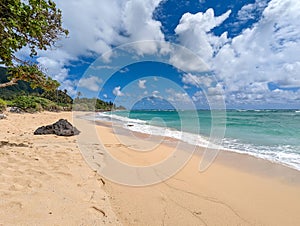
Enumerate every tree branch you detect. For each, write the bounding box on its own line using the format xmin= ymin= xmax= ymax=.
xmin=0 ymin=78 xmax=18 ymax=88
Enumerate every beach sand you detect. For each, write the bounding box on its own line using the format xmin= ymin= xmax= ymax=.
xmin=0 ymin=111 xmax=120 ymax=225
xmin=87 ymin=115 xmax=300 ymax=226
xmin=1 ymin=111 xmax=300 ymax=225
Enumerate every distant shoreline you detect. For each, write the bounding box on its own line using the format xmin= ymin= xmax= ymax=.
xmin=89 ymin=109 xmax=300 ymax=172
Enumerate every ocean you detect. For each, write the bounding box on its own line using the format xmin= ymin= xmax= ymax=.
xmin=96 ymin=110 xmax=300 ymax=171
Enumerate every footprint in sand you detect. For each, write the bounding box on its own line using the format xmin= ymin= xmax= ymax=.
xmin=2 ymin=201 xmax=23 ymax=211
xmin=104 ymin=143 xmax=127 ymax=148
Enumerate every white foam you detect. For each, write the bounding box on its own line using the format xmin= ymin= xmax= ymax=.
xmin=95 ymin=112 xmax=300 ymax=172
xmin=222 ymin=138 xmax=300 ymax=171
xmin=96 ymin=112 xmax=210 ymax=147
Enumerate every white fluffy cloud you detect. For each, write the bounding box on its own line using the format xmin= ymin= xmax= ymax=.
xmin=237 ymin=0 xmax=268 ymax=21
xmin=215 ymin=0 xmax=300 ymax=105
xmin=166 ymin=88 xmax=190 ymax=103
xmin=34 ymin=0 xmax=164 ymax=95
xmin=152 ymin=90 xmax=161 ymax=98
xmin=182 ymin=73 xmax=212 ymax=88
xmin=78 ymin=75 xmax=102 ymax=92
xmin=36 ymin=50 xmax=77 ymax=95
xmin=175 ymin=8 xmax=231 ymax=65
xmin=138 ymin=79 xmax=147 ymax=89
xmin=113 ymin=86 xmax=124 ymax=96
xmin=176 ymin=0 xmax=300 ymax=106
xmin=122 ymin=0 xmax=165 ymax=54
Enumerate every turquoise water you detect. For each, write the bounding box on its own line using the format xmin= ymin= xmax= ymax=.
xmin=97 ymin=110 xmax=300 ymax=170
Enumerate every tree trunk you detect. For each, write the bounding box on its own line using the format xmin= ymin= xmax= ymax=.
xmin=0 ymin=78 xmax=18 ymax=88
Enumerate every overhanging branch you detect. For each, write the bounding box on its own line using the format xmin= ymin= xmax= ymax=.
xmin=0 ymin=78 xmax=18 ymax=88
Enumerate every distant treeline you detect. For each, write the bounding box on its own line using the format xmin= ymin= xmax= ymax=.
xmin=0 ymin=67 xmax=124 ymax=112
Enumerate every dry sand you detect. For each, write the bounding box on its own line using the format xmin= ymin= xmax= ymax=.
xmin=1 ymin=111 xmax=300 ymax=226
xmin=0 ymin=111 xmax=120 ymax=225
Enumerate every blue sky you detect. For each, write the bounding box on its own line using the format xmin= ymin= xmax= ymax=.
xmin=20 ymin=0 xmax=300 ymax=109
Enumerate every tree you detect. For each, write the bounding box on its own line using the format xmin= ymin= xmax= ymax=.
xmin=0 ymin=0 xmax=68 ymax=90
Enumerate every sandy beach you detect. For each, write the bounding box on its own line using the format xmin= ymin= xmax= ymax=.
xmin=1 ymin=111 xmax=300 ymax=225
xmin=0 ymin=111 xmax=120 ymax=225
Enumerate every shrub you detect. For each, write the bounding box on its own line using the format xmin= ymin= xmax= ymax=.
xmin=0 ymin=98 xmax=7 ymax=112
xmin=12 ymin=96 xmax=60 ymax=112
xmin=73 ymin=103 xmax=89 ymax=111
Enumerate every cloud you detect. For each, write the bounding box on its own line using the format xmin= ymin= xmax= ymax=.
xmin=168 ymin=47 xmax=210 ymax=72
xmin=166 ymin=88 xmax=190 ymax=103
xmin=175 ymin=1 xmax=300 ymax=106
xmin=152 ymin=90 xmax=161 ymax=98
xmin=175 ymin=8 xmax=231 ymax=65
xmin=213 ymin=0 xmax=300 ymax=105
xmin=122 ymin=0 xmax=165 ymax=55
xmin=28 ymin=0 xmax=165 ymax=95
xmin=78 ymin=75 xmax=103 ymax=92
xmin=113 ymin=86 xmax=124 ymax=96
xmin=36 ymin=50 xmax=77 ymax=95
xmin=192 ymin=90 xmax=204 ymax=102
xmin=119 ymin=67 xmax=129 ymax=73
xmin=138 ymin=79 xmax=147 ymax=89
xmin=237 ymin=0 xmax=268 ymax=22
xmin=182 ymin=73 xmax=212 ymax=88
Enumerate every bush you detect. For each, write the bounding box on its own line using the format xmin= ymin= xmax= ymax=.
xmin=12 ymin=96 xmax=60 ymax=112
xmin=73 ymin=103 xmax=89 ymax=111
xmin=0 ymin=98 xmax=6 ymax=112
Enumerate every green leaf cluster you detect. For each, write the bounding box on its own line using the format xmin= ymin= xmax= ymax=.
xmin=73 ymin=98 xmax=122 ymax=111
xmin=41 ymin=89 xmax=73 ymax=106
xmin=0 ymin=0 xmax=68 ymax=90
xmin=0 ymin=98 xmax=6 ymax=112
xmin=12 ymin=95 xmax=62 ymax=112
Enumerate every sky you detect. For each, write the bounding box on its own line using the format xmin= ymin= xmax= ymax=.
xmin=18 ymin=0 xmax=300 ymax=109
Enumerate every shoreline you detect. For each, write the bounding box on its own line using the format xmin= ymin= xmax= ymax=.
xmin=91 ymin=111 xmax=300 ymax=174
xmin=85 ymin=113 xmax=300 ymax=225
xmin=90 ymin=113 xmax=300 ymax=185
xmin=92 ymin=112 xmax=300 ymax=172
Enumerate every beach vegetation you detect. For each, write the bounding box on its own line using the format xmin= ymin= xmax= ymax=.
xmin=73 ymin=98 xmax=119 ymax=111
xmin=12 ymin=95 xmax=62 ymax=112
xmin=0 ymin=98 xmax=7 ymax=112
xmin=1 ymin=67 xmax=122 ymax=112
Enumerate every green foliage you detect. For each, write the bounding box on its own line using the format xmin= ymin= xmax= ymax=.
xmin=0 ymin=66 xmax=72 ymax=111
xmin=0 ymin=98 xmax=6 ymax=112
xmin=73 ymin=98 xmax=118 ymax=111
xmin=0 ymin=0 xmax=68 ymax=89
xmin=0 ymin=66 xmax=44 ymax=99
xmin=41 ymin=89 xmax=73 ymax=106
xmin=12 ymin=95 xmax=61 ymax=112
xmin=1 ymin=65 xmax=122 ymax=112
xmin=8 ymin=64 xmax=60 ymax=90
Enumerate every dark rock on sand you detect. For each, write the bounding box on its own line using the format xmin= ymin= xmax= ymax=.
xmin=0 ymin=114 xmax=7 ymax=119
xmin=10 ymin=107 xmax=23 ymax=113
xmin=34 ymin=119 xmax=80 ymax=136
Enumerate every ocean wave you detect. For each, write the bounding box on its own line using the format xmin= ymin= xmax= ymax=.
xmin=222 ymin=139 xmax=300 ymax=171
xmin=94 ymin=112 xmax=300 ymax=172
xmin=96 ymin=112 xmax=210 ymax=147
xmin=97 ymin=112 xmax=147 ymax=124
